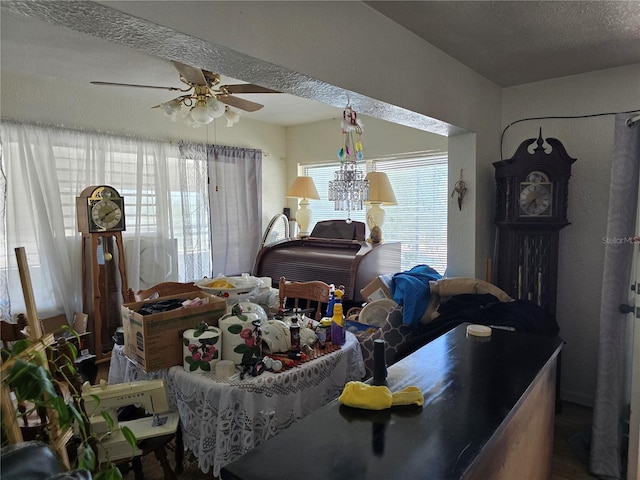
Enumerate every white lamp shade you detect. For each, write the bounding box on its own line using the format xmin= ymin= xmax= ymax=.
xmin=364 ymin=172 xmax=397 ymax=205
xmin=286 ymin=176 xmax=320 ymax=200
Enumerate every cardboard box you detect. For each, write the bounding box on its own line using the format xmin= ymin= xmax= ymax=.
xmin=40 ymin=313 xmax=69 ymax=335
xmin=121 ymin=291 xmax=227 ymax=372
xmin=360 ymin=274 xmax=394 ymax=302
xmin=40 ymin=313 xmax=92 ymax=360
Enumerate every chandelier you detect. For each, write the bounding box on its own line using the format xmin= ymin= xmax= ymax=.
xmin=328 ymin=106 xmax=369 ymax=222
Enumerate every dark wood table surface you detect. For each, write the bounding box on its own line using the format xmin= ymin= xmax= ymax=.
xmin=221 ymin=323 xmax=562 ymax=480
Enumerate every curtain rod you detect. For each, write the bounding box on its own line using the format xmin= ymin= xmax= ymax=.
xmin=1 ymin=117 xmax=178 ymax=144
xmin=627 ymin=114 xmax=640 ymax=127
xmin=0 ymin=118 xmax=268 ymax=154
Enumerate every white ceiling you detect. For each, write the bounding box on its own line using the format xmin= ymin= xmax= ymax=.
xmin=2 ymin=1 xmax=640 ymax=127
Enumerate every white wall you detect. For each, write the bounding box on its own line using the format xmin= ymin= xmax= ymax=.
xmin=502 ymin=63 xmax=640 ymax=405
xmin=0 ymin=70 xmax=288 ymax=233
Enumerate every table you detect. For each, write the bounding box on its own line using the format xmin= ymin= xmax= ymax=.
xmin=109 ymin=344 xmax=169 ymax=384
xmin=109 ymin=332 xmax=365 ymax=477
xmin=220 ymin=323 xmax=563 ymax=480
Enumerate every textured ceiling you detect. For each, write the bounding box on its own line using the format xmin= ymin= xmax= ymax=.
xmin=368 ymin=1 xmax=640 ymax=87
xmin=2 ymin=1 xmax=639 ymax=127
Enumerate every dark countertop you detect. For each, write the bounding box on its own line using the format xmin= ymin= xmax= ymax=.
xmin=221 ymin=323 xmax=562 ymax=480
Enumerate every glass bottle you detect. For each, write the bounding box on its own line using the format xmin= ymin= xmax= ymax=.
xmin=290 ymin=315 xmax=301 ymax=353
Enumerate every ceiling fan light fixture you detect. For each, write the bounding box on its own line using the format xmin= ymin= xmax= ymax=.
xmin=206 ymin=97 xmax=225 ymax=119
xmin=91 ymin=62 xmax=274 ymax=128
xmin=190 ymin=101 xmax=214 ymax=124
xmin=161 ymin=98 xmax=182 ymax=117
xmin=183 ymin=111 xmax=202 ymax=128
xmin=224 ymin=107 xmax=241 ymax=127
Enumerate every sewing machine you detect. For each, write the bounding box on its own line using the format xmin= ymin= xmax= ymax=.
xmin=81 ymin=379 xmax=179 ymax=462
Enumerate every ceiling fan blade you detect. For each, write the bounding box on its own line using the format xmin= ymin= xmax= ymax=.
xmin=223 ymin=83 xmax=279 ymax=94
xmin=91 ymin=81 xmax=187 ymax=92
xmin=217 ymin=95 xmax=264 ymax=112
xmin=171 ymin=60 xmax=207 ymax=86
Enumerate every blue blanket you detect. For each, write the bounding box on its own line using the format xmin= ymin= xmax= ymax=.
xmin=389 ymin=265 xmax=442 ymax=329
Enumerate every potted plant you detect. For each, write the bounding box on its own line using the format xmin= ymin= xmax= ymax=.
xmin=1 ymin=326 xmax=136 ymax=480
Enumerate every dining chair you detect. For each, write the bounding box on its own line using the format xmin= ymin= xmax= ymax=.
xmin=278 ymin=276 xmax=331 ymax=320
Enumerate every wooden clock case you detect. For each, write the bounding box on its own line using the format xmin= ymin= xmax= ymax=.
xmin=76 ymin=185 xmax=129 ymax=362
xmin=493 ymin=130 xmax=576 ymax=317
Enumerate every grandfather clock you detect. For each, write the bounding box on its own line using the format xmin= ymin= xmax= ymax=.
xmin=76 ymin=185 xmax=129 ymax=362
xmin=493 ymin=130 xmax=576 ymax=317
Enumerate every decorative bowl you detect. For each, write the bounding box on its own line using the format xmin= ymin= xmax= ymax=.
xmin=196 ymin=275 xmax=262 ymax=302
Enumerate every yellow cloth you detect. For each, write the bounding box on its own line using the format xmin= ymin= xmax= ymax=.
xmin=391 ymin=386 xmax=424 ymax=407
xmin=338 ymin=381 xmax=424 ymax=410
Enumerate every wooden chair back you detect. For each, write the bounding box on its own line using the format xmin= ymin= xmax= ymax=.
xmin=1 ymin=319 xmax=27 ymax=343
xmin=278 ymin=276 xmax=331 ymax=320
xmin=128 ymin=281 xmax=200 ymax=302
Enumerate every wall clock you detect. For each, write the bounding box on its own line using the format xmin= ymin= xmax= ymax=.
xmin=76 ymin=185 xmax=129 ymax=362
xmin=493 ymin=130 xmax=576 ymax=317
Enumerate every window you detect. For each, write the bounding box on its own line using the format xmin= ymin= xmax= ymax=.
xmin=51 ymin=141 xmax=210 ymax=282
xmin=0 ymin=124 xmax=212 ymax=319
xmin=303 ymin=164 xmax=366 ymax=230
xmin=304 ymin=151 xmax=448 ymax=274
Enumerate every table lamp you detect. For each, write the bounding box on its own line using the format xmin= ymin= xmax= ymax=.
xmin=364 ymin=171 xmax=397 ymax=243
xmin=286 ymin=176 xmax=320 ymax=237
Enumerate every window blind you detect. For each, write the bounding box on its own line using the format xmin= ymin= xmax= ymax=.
xmin=304 ymin=152 xmax=448 ymax=274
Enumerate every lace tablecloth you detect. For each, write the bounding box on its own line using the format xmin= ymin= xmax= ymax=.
xmin=109 ymin=344 xmax=169 ymax=384
xmin=109 ymin=333 xmax=365 ymax=477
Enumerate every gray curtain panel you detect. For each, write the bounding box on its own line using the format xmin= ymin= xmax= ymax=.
xmin=590 ymin=113 xmax=640 ymax=479
xmin=208 ymin=145 xmax=262 ymax=276
xmin=178 ymin=142 xmax=263 ymax=277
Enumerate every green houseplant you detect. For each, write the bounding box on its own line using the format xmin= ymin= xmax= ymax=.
xmin=1 ymin=327 xmax=136 ymax=480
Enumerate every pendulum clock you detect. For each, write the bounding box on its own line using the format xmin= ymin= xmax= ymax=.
xmin=493 ymin=130 xmax=576 ymax=318
xmin=76 ymin=185 xmax=129 ymax=362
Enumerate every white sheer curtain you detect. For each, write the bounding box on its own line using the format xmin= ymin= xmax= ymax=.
xmin=179 ymin=142 xmax=262 ymax=276
xmin=0 ymin=122 xmax=210 ymax=322
xmin=0 ymin=123 xmax=82 ymax=321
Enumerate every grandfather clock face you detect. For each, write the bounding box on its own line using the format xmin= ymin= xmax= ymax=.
xmin=518 ymin=171 xmax=552 ymax=217
xmin=77 ymin=185 xmax=126 ymax=234
xmin=493 ymin=131 xmax=576 ymax=316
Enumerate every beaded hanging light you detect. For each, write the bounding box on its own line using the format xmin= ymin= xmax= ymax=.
xmin=328 ymin=106 xmax=369 ymax=222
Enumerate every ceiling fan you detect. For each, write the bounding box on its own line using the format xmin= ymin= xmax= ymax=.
xmin=91 ymin=60 xmax=279 ymax=126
